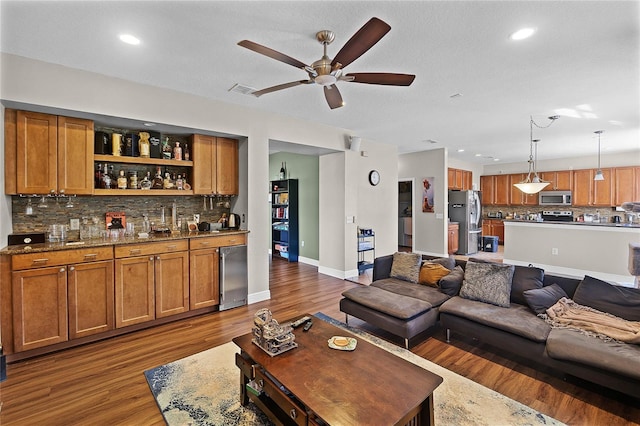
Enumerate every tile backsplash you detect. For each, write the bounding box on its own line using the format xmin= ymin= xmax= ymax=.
xmin=11 ymin=195 xmax=231 ymax=238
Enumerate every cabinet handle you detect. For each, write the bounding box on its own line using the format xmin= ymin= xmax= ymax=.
xmin=228 ymin=239 xmax=236 ymax=243
xmin=69 ymin=266 xmax=75 ymax=272
xmin=290 ymin=409 xmax=297 ymax=420
xmin=59 ymin=267 xmax=65 ymax=273
xmin=32 ymin=258 xmax=49 ymax=264
xmin=167 ymin=245 xmax=177 ymax=250
xmin=130 ymin=249 xmax=142 ymax=255
xmin=149 ymin=256 xmax=154 ymax=261
xmin=156 ymin=256 xmax=161 ymax=260
xmin=83 ymin=253 xmax=97 ymax=259
xmin=200 ymin=241 xmax=211 ymax=246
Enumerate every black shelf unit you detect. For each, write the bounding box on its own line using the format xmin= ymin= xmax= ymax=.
xmin=357 ymin=228 xmax=375 ymax=274
xmin=271 ymin=179 xmax=298 ymax=262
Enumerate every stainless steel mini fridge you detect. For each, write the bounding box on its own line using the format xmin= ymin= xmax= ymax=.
xmin=219 ymin=245 xmax=248 ymax=311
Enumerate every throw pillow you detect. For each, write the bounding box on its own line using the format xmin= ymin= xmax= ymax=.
xmin=523 ymin=284 xmax=568 ymax=315
xmin=511 ymin=265 xmax=545 ymax=305
xmin=438 ymin=266 xmax=464 ymax=296
xmin=419 ymin=263 xmax=451 ymax=287
xmin=389 ymin=252 xmax=422 ymax=283
xmin=573 ymin=275 xmax=640 ymax=321
xmin=424 ymin=256 xmax=456 ymax=271
xmin=459 ymin=260 xmax=515 ymax=307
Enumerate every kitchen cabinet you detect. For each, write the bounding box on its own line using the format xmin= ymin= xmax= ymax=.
xmin=482 ymin=219 xmax=504 ymax=244
xmin=10 ymin=246 xmax=114 ymax=351
xmin=448 ymin=168 xmax=472 ymax=190
xmin=509 ymin=174 xmax=538 ymax=206
xmin=539 ymin=170 xmax=572 ymax=191
xmin=114 ymin=240 xmax=189 ymax=327
xmin=614 ymin=166 xmax=640 ymax=206
xmin=447 ymin=223 xmax=459 ymax=255
xmin=189 ymin=234 xmax=247 ymax=309
xmin=5 ymin=110 xmax=94 ymax=195
xmin=480 ymin=175 xmax=509 ymax=205
xmin=192 ymin=134 xmax=239 ymax=195
xmin=572 ymin=168 xmax=614 ymax=206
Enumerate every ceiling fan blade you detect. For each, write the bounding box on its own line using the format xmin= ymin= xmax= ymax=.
xmin=324 ymin=85 xmax=344 ymax=109
xmin=238 ymin=40 xmax=309 ymax=70
xmin=344 ymin=72 xmax=416 ymax=86
xmin=331 ymin=17 xmax=391 ymax=69
xmin=252 ymin=80 xmax=310 ymax=97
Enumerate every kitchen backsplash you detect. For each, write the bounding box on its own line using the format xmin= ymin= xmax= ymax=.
xmin=11 ymin=195 xmax=231 ymax=238
xmin=484 ymin=206 xmax=624 ymax=221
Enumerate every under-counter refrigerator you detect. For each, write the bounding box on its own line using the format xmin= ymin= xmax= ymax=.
xmin=448 ymin=190 xmax=482 ymax=255
xmin=219 ymin=245 xmax=248 ymax=311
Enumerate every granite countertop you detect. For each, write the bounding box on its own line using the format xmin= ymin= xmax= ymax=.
xmin=1 ymin=229 xmax=250 ymax=255
xmin=502 ymin=219 xmax=640 ymax=228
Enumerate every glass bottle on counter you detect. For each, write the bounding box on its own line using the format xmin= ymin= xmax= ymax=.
xmin=117 ymin=170 xmax=128 ymax=189
xmin=140 ymin=171 xmax=153 ymax=190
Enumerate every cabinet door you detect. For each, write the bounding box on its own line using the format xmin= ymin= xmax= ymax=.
xmin=572 ymin=169 xmax=593 ymax=206
xmin=593 ymin=168 xmax=614 ymax=206
xmin=480 ymin=176 xmax=494 ymax=205
xmin=192 ymin=134 xmax=217 ymax=194
xmin=190 ymin=248 xmax=220 ymax=309
xmin=509 ymin=174 xmax=525 ymax=206
xmin=493 ymin=175 xmax=510 ymax=205
xmin=155 ymin=251 xmax=190 ymax=318
xmin=555 ymin=171 xmax=573 ymax=190
xmin=482 ymin=221 xmax=492 ymax=237
xmin=494 ymin=221 xmax=505 ymax=244
xmin=447 ymin=225 xmax=459 ymax=254
xmin=12 ymin=266 xmax=68 ymax=351
xmin=447 ymin=168 xmax=456 ymax=190
xmin=216 ymin=137 xmax=239 ymax=195
xmin=57 ymin=116 xmax=94 ymax=195
xmin=462 ymin=170 xmax=473 ymax=190
xmin=614 ymin=166 xmax=636 ymax=205
xmin=68 ymin=260 xmax=114 ymax=339
xmin=115 ymin=256 xmax=155 ymax=328
xmin=16 ymin=111 xmax=58 ymax=194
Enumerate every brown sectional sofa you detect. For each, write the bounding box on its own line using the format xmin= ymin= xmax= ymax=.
xmin=340 ymin=253 xmax=640 ymax=399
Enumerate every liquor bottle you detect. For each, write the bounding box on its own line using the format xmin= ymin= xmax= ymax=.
xmin=138 ymin=132 xmax=151 ymax=158
xmin=184 ymin=143 xmax=190 ymax=161
xmin=128 ymin=171 xmax=138 ymax=189
xmin=117 ymin=170 xmax=128 ymax=189
xmin=140 ymin=172 xmax=152 ymax=190
xmin=162 ymin=137 xmax=172 ymax=159
xmin=279 ymin=162 xmax=285 ymax=179
xmin=95 ymin=163 xmax=102 ymax=188
xmin=152 ymin=166 xmax=164 ymax=189
xmin=176 ymin=174 xmax=184 ymax=190
xmin=102 ymin=163 xmax=112 ymax=189
xmin=163 ymin=172 xmax=174 ymax=189
xmin=173 ymin=142 xmax=183 ymax=161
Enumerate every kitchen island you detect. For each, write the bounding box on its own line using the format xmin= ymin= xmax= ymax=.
xmin=0 ymin=230 xmax=249 ymax=361
xmin=503 ymin=221 xmax=639 ymax=286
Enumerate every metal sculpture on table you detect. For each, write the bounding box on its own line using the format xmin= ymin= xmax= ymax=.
xmin=251 ymin=308 xmax=297 ymax=356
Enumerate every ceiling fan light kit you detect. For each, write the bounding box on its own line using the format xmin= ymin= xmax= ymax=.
xmin=238 ymin=17 xmax=415 ymax=109
xmin=514 ymin=115 xmax=560 ymax=194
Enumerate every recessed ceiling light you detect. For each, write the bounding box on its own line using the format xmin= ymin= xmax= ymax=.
xmin=608 ymin=120 xmax=623 ymax=126
xmin=510 ymin=27 xmax=536 ymax=41
xmin=475 ymin=153 xmax=482 ymax=157
xmin=493 ymin=158 xmax=500 ymax=162
xmin=143 ymin=122 xmax=156 ymax=127
xmin=457 ymin=149 xmax=465 ymax=153
xmin=119 ymin=34 xmax=141 ymax=45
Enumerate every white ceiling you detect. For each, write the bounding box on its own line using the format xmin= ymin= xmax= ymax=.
xmin=1 ymin=1 xmax=639 ymax=164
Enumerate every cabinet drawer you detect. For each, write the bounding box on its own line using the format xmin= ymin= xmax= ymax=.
xmin=12 ymin=247 xmax=113 ymax=270
xmin=115 ymin=240 xmax=189 ymax=258
xmin=255 ymin=369 xmax=307 ymax=426
xmin=190 ymin=234 xmax=246 ymax=250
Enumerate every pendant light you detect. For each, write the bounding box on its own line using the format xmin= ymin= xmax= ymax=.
xmin=594 ymin=130 xmax=605 ymax=181
xmin=514 ymin=115 xmax=559 ymax=194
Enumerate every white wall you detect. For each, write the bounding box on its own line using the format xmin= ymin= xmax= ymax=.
xmin=483 ymin=151 xmax=640 ymax=175
xmin=398 ymin=148 xmax=448 ymax=257
xmin=0 ymin=53 xmax=398 ymax=298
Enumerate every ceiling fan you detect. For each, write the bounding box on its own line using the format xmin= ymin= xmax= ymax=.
xmin=238 ymin=17 xmax=415 ymax=109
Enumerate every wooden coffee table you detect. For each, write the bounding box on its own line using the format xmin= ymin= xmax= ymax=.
xmin=233 ymin=314 xmax=443 ymax=425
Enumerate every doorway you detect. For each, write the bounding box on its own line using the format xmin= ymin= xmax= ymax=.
xmin=398 ymin=179 xmax=413 ymax=252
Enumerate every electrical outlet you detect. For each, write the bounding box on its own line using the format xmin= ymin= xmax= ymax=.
xmin=552 ymin=248 xmax=559 ymax=255
xmin=301 ymin=240 xmax=305 ymax=247
xmin=70 ymin=218 xmax=80 ymax=230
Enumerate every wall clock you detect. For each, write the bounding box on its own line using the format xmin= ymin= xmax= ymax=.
xmin=368 ymin=170 xmax=380 ymax=186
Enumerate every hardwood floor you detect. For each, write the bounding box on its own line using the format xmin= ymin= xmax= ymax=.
xmin=1 ymin=259 xmax=638 ymax=425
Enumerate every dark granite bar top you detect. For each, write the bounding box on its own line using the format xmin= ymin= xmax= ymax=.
xmin=1 ymin=229 xmax=250 ymax=255
xmin=503 ymin=219 xmax=640 ymax=228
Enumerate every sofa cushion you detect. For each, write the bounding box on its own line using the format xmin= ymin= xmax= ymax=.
xmin=419 ymin=263 xmax=451 ymax=286
xmin=439 ymin=296 xmax=551 ymax=342
xmin=372 ymin=278 xmax=450 ymax=307
xmin=523 ymin=284 xmax=568 ymax=315
xmin=341 ymin=286 xmax=432 ymax=320
xmin=459 ymin=261 xmax=515 ymax=308
xmin=438 ymin=266 xmax=465 ymax=297
xmin=511 ymin=265 xmax=544 ymax=305
xmin=389 ymin=252 xmax=422 ymax=283
xmin=424 ymin=256 xmax=456 ymax=271
xmin=546 ymin=329 xmax=640 ymax=380
xmin=573 ymin=275 xmax=640 ymax=321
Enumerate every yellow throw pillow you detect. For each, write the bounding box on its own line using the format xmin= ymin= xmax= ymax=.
xmin=419 ymin=263 xmax=451 ymax=287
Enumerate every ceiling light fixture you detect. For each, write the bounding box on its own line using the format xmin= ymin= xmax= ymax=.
xmin=510 ymin=27 xmax=536 ymax=41
xmin=594 ymin=130 xmax=605 ymax=181
xmin=514 ymin=115 xmax=560 ymax=194
xmin=119 ymin=34 xmax=141 ymax=45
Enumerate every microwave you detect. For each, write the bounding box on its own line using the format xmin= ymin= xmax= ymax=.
xmin=539 ymin=191 xmax=572 ymax=206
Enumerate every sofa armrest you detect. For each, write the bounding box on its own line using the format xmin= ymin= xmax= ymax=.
xmin=373 ymin=255 xmax=394 ymax=281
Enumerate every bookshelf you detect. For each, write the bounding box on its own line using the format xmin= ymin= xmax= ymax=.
xmin=271 ymin=179 xmax=299 ymax=262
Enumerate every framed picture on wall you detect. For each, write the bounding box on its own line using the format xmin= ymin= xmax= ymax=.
xmin=422 ymin=177 xmax=434 ymax=213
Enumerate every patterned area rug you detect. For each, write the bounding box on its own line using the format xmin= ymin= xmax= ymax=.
xmin=144 ymin=313 xmax=564 ymax=426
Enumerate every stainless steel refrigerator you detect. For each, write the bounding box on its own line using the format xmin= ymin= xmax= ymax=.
xmin=448 ymin=190 xmax=482 ymax=255
xmin=219 ymin=245 xmax=248 ymax=311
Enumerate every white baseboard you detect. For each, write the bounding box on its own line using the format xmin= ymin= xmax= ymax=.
xmin=248 ymin=290 xmax=271 ymax=304
xmin=298 ymin=256 xmax=319 ymax=267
